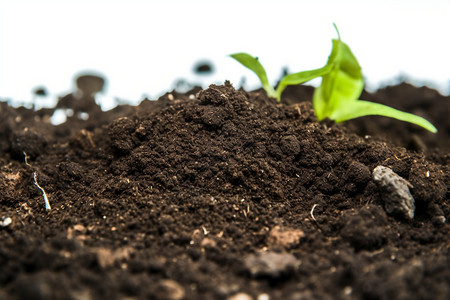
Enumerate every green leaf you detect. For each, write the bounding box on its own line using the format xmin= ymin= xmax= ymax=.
xmin=313 ymin=24 xmax=437 ymax=133
xmin=331 ymin=100 xmax=437 ymax=133
xmin=230 ymin=53 xmax=276 ymax=98
xmin=230 ymin=52 xmax=329 ymax=101
xmin=313 ymin=35 xmax=364 ymax=120
xmin=275 ymin=65 xmax=332 ymax=100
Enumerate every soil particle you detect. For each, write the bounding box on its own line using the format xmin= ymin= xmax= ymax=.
xmin=267 ymin=225 xmax=305 ymax=249
xmin=408 ymin=160 xmax=447 ymax=205
xmin=10 ymin=128 xmax=47 ymax=159
xmin=279 ymin=135 xmax=301 ymax=156
xmin=108 ymin=117 xmax=138 ymax=154
xmin=338 ymin=205 xmax=388 ymax=251
xmin=347 ymin=160 xmax=371 ymax=185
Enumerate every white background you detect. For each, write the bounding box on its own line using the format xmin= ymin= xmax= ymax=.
xmin=1 ymin=0 xmax=449 ymax=109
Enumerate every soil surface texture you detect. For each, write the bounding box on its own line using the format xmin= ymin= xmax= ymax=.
xmin=0 ymin=81 xmax=449 ymax=300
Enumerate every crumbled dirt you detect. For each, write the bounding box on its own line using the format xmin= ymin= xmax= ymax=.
xmin=0 ymin=81 xmax=448 ymax=300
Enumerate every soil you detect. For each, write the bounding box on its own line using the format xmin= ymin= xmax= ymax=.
xmin=0 ymin=81 xmax=449 ymax=300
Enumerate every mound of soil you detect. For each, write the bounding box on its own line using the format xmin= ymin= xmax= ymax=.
xmin=0 ymin=81 xmax=448 ymax=300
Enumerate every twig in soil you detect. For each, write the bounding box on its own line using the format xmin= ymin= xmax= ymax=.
xmin=23 ymin=152 xmax=31 ymax=167
xmin=202 ymin=226 xmax=209 ymax=235
xmin=310 ymin=204 xmax=319 ymax=221
xmin=33 ymin=172 xmax=51 ymax=210
xmin=23 ymin=152 xmax=51 ymax=210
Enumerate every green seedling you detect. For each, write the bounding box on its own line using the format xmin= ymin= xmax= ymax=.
xmin=313 ymin=24 xmax=437 ymax=133
xmin=230 ymin=25 xmax=437 ymax=133
xmin=229 ymin=53 xmax=331 ymax=101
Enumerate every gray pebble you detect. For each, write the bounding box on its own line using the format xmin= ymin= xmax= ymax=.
xmin=372 ymin=166 xmax=415 ymax=219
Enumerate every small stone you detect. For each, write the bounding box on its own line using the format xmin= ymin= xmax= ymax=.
xmin=227 ymin=292 xmax=253 ymax=300
xmin=431 ymin=215 xmax=446 ymax=225
xmin=372 ymin=166 xmax=415 ymax=219
xmin=428 ymin=203 xmax=447 ymax=226
xmin=1 ymin=216 xmax=12 ymax=227
xmin=244 ymin=251 xmax=300 ymax=278
xmin=343 ymin=286 xmax=352 ymax=296
xmin=215 ymin=283 xmax=240 ymax=298
xmin=154 ymin=279 xmax=185 ymax=300
xmin=257 ymin=293 xmax=270 ymax=300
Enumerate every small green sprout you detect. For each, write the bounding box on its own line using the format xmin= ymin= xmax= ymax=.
xmin=229 ymin=53 xmax=330 ymax=101
xmin=230 ymin=25 xmax=437 ymax=133
xmin=313 ymin=24 xmax=437 ymax=133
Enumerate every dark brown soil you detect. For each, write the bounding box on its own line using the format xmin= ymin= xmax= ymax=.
xmin=0 ymin=81 xmax=448 ymax=300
